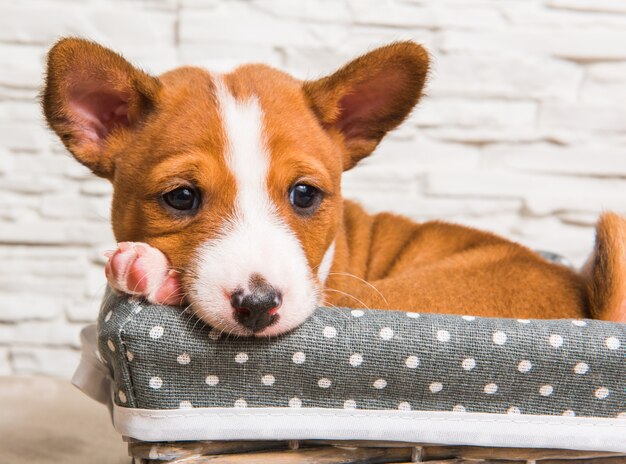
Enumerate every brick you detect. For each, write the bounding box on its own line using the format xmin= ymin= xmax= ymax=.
xmin=252 ymin=0 xmax=353 ymax=23
xmin=580 ymin=81 xmax=626 ymax=105
xmin=65 ymin=296 xmax=105 ymax=323
xmin=178 ymin=44 xmax=284 ymax=74
xmin=0 ymin=174 xmax=64 ymax=194
xmin=539 ymin=102 xmax=626 ymax=132
xmin=503 ymin=2 xmax=626 ymax=28
xmin=587 ymin=62 xmax=626 ymax=82
xmin=0 ymin=4 xmax=175 ymax=50
xmin=0 ymin=347 xmax=10 ymax=375
xmin=0 ymin=44 xmax=45 ymax=89
xmin=80 ymin=179 xmax=112 ymax=196
xmin=483 ymin=143 xmax=626 ymax=177
xmin=425 ymin=170 xmax=626 ymax=213
xmin=0 ymin=321 xmax=82 ymax=348
xmin=180 ymin=3 xmax=322 ymax=47
xmin=0 ymin=219 xmax=113 ymax=246
xmin=441 ymin=29 xmax=626 ymax=60
xmin=351 ymin=1 xmax=504 ymax=29
xmin=0 ymin=294 xmax=64 ymax=322
xmin=430 ymin=54 xmax=582 ymax=101
xmin=546 ymin=0 xmax=626 ymax=15
xmin=40 ymin=194 xmax=110 ymax=220
xmin=413 ymin=97 xmax=537 ymax=129
xmin=11 ymin=346 xmax=80 ymax=378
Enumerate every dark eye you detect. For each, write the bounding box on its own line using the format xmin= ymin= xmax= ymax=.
xmin=162 ymin=186 xmax=199 ymax=212
xmin=289 ymin=183 xmax=322 ymax=214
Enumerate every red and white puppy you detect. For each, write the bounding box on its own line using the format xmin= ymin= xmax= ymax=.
xmin=43 ymin=38 xmax=626 ymax=336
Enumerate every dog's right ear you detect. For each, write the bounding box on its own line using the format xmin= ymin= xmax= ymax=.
xmin=42 ymin=38 xmax=160 ymax=179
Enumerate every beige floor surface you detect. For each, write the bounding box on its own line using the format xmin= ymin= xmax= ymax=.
xmin=0 ymin=376 xmax=129 ymax=464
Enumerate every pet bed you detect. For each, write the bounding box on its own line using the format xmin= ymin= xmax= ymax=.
xmin=74 ymin=291 xmax=626 ymax=463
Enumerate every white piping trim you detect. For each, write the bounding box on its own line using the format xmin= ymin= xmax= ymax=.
xmin=113 ymin=405 xmax=626 ymax=452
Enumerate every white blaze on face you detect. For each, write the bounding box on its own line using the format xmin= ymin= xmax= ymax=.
xmin=190 ymin=80 xmax=320 ymax=336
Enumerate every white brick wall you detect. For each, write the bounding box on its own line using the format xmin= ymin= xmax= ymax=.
xmin=1 ymin=0 xmax=625 ymax=378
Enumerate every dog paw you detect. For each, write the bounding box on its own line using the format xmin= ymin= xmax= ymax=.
xmin=104 ymin=242 xmax=184 ymax=306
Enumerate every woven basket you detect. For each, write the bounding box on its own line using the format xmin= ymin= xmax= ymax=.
xmin=127 ymin=439 xmax=626 ymax=463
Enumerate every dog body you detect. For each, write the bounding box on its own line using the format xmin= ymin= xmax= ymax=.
xmin=43 ymin=39 xmax=626 ymax=336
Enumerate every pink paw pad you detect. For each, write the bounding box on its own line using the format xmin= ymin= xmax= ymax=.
xmin=104 ymin=242 xmax=183 ymax=306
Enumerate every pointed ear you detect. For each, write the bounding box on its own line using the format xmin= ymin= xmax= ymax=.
xmin=42 ymin=38 xmax=160 ymax=178
xmin=303 ymin=42 xmax=429 ymax=170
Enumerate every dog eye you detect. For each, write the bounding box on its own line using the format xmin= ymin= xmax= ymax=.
xmin=289 ymin=183 xmax=322 ymax=214
xmin=162 ymin=186 xmax=199 ymax=212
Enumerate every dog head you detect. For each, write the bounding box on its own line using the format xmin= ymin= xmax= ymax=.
xmin=42 ymin=38 xmax=429 ymax=336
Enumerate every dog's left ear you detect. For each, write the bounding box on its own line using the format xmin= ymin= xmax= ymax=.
xmin=303 ymin=41 xmax=429 ymax=170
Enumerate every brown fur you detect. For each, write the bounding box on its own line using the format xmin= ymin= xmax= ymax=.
xmin=42 ymin=38 xmax=626 ymax=323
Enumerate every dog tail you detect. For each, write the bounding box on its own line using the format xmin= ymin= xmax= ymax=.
xmin=582 ymin=212 xmax=626 ymax=323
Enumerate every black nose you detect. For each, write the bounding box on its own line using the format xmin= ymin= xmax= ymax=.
xmin=230 ymin=286 xmax=282 ymax=332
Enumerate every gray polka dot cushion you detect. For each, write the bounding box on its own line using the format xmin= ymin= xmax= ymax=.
xmin=73 ymin=291 xmax=626 ymax=452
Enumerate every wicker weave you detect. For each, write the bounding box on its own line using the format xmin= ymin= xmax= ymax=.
xmin=128 ymin=439 xmax=626 ymax=463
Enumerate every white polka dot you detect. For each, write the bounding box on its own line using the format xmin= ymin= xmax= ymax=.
xmin=323 ymin=326 xmax=337 ymax=338
xmin=606 ymin=337 xmax=620 ymax=350
xmin=104 ymin=310 xmax=112 ymax=322
xmin=351 ymin=309 xmax=364 ymax=318
xmin=406 ymin=312 xmax=420 ymax=318
xmin=208 ymin=329 xmax=221 ymax=340
xmin=462 ymin=358 xmax=476 ymax=371
xmin=571 ymin=320 xmax=587 ymax=327
xmin=405 ymin=355 xmax=419 ymax=369
xmin=518 ymin=360 xmax=532 ymax=373
xmin=343 ymin=399 xmax=357 ymax=409
xmin=379 ymin=327 xmax=394 ymax=340
xmin=349 ymin=353 xmax=363 ymax=367
xmin=261 ymin=374 xmax=275 ymax=386
xmin=373 ymin=379 xmax=387 ymax=389
xmin=562 ymin=410 xmax=576 ymax=417
xmin=484 ymin=383 xmax=498 ymax=394
xmin=289 ymin=397 xmax=302 ymax=408
xmin=595 ymin=387 xmax=609 ymax=400
xmin=549 ymin=334 xmax=563 ymax=348
xmin=235 ymin=352 xmax=248 ymax=364
xmin=149 ymin=326 xmax=164 ymax=339
xmin=149 ymin=376 xmax=162 ymax=389
xmin=429 ymin=382 xmax=443 ymax=393
xmin=205 ymin=375 xmax=219 ymax=386
xmin=107 ymin=339 xmax=115 ymax=352
xmin=462 ymin=315 xmax=475 ymax=321
xmin=517 ymin=319 xmax=530 ymax=324
xmin=118 ymin=390 xmax=127 ymax=404
xmin=507 ymin=406 xmax=521 ymax=415
xmin=318 ymin=378 xmax=332 ymax=388
xmin=574 ymin=362 xmax=589 ymax=375
xmin=436 ymin=330 xmax=450 ymax=342
xmin=539 ymin=385 xmax=554 ymax=396
xmin=177 ymin=352 xmax=191 ymax=365
xmin=179 ymin=400 xmax=193 ymax=409
xmin=234 ymin=398 xmax=247 ymax=408
xmin=398 ymin=402 xmax=411 ymax=411
xmin=292 ymin=351 xmax=306 ymax=364
xmin=126 ymin=350 xmax=134 ymax=362
xmin=452 ymin=405 xmax=466 ymax=413
xmin=493 ymin=331 xmax=507 ymax=345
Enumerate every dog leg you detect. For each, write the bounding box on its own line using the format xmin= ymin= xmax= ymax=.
xmin=583 ymin=213 xmax=626 ymax=323
xmin=104 ymin=242 xmax=184 ymax=306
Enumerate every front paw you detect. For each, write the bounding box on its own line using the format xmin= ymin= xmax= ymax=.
xmin=104 ymin=242 xmax=184 ymax=306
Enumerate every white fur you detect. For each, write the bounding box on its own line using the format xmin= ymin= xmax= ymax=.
xmin=318 ymin=241 xmax=336 ymax=283
xmin=190 ymin=80 xmax=320 ymax=336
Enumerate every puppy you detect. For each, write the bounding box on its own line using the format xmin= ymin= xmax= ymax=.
xmin=42 ymin=38 xmax=626 ymax=336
